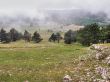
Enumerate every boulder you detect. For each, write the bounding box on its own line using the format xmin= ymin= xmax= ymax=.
xmin=63 ymin=75 xmax=72 ymax=82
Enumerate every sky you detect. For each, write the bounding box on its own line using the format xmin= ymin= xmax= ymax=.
xmin=0 ymin=0 xmax=109 ymax=16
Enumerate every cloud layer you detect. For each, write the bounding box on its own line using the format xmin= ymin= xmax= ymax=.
xmin=0 ymin=0 xmax=109 ymax=15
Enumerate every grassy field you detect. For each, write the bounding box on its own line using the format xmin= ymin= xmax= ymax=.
xmin=0 ymin=40 xmax=88 ymax=82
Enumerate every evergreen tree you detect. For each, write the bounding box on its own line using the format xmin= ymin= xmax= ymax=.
xmin=5 ymin=33 xmax=11 ymax=43
xmin=0 ymin=28 xmax=7 ymax=42
xmin=77 ymin=23 xmax=101 ymax=46
xmin=0 ymin=28 xmax=11 ymax=43
xmin=49 ymin=33 xmax=56 ymax=42
xmin=9 ymin=28 xmax=22 ymax=41
xmin=64 ymin=30 xmax=76 ymax=44
xmin=103 ymin=25 xmax=110 ymax=43
xmin=32 ymin=31 xmax=43 ymax=43
xmin=24 ymin=30 xmax=31 ymax=42
xmin=56 ymin=32 xmax=62 ymax=43
xmin=49 ymin=32 xmax=62 ymax=43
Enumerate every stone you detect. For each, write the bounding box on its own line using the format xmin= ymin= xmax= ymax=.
xmin=63 ymin=75 xmax=72 ymax=82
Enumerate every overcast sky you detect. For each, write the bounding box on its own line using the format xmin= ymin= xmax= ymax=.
xmin=0 ymin=0 xmax=109 ymax=16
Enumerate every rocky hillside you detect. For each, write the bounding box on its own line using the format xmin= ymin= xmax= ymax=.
xmin=63 ymin=44 xmax=110 ymax=82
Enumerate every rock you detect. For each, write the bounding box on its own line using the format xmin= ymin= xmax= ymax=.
xmin=99 ymin=79 xmax=106 ymax=82
xmin=96 ymin=52 xmax=103 ymax=60
xmin=95 ymin=66 xmax=109 ymax=80
xmin=90 ymin=44 xmax=108 ymax=51
xmin=106 ymin=78 xmax=110 ymax=82
xmin=63 ymin=75 xmax=72 ymax=82
xmin=101 ymin=68 xmax=108 ymax=80
xmin=90 ymin=44 xmax=110 ymax=60
xmin=107 ymin=60 xmax=110 ymax=66
xmin=90 ymin=44 xmax=102 ymax=51
xmin=106 ymin=56 xmax=110 ymax=65
xmin=24 ymin=80 xmax=29 ymax=82
xmin=45 ymin=58 xmax=50 ymax=60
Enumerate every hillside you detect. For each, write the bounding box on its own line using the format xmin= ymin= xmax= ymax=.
xmin=0 ymin=33 xmax=110 ymax=82
xmin=0 ymin=9 xmax=108 ymax=32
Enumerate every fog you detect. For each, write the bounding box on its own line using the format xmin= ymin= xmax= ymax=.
xmin=0 ymin=0 xmax=109 ymax=16
xmin=0 ymin=0 xmax=109 ymax=31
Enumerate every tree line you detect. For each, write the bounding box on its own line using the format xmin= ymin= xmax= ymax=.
xmin=49 ymin=23 xmax=110 ymax=46
xmin=0 ymin=23 xmax=110 ymax=46
xmin=0 ymin=28 xmax=42 ymax=43
xmin=64 ymin=23 xmax=110 ymax=46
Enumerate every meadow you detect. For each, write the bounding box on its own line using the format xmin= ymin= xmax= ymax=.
xmin=0 ymin=32 xmax=88 ymax=82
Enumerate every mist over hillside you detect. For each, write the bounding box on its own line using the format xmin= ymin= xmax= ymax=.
xmin=0 ymin=9 xmax=109 ymax=31
xmin=46 ymin=9 xmax=108 ymax=25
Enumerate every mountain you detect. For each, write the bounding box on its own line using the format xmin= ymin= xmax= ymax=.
xmin=0 ymin=9 xmax=108 ymax=31
xmin=45 ymin=9 xmax=108 ymax=25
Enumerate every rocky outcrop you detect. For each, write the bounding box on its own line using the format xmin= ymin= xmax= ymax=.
xmin=90 ymin=44 xmax=110 ymax=61
xmin=90 ymin=44 xmax=110 ymax=81
xmin=63 ymin=44 xmax=110 ymax=82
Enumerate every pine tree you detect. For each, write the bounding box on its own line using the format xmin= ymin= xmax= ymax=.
xmin=9 ymin=28 xmax=22 ymax=41
xmin=0 ymin=28 xmax=7 ymax=42
xmin=77 ymin=23 xmax=101 ymax=46
xmin=64 ymin=30 xmax=76 ymax=44
xmin=32 ymin=31 xmax=42 ymax=43
xmin=24 ymin=30 xmax=31 ymax=42
xmin=0 ymin=28 xmax=11 ymax=43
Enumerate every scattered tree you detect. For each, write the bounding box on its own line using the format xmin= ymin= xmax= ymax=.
xmin=64 ymin=30 xmax=76 ymax=44
xmin=49 ymin=32 xmax=62 ymax=43
xmin=24 ymin=30 xmax=31 ymax=42
xmin=32 ymin=31 xmax=43 ymax=43
xmin=9 ymin=28 xmax=22 ymax=41
xmin=0 ymin=28 xmax=11 ymax=43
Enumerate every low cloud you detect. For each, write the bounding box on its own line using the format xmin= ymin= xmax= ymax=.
xmin=0 ymin=0 xmax=109 ymax=15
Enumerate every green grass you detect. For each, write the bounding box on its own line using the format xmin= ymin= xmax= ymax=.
xmin=0 ymin=40 xmax=88 ymax=82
